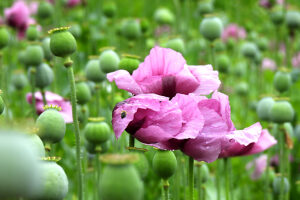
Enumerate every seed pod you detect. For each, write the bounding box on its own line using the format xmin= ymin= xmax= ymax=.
xmin=34 ymin=63 xmax=54 ymax=89
xmin=166 ymin=38 xmax=185 ymax=54
xmin=256 ymin=37 xmax=269 ymax=51
xmin=217 ymin=54 xmax=230 ymax=73
xmin=99 ymin=50 xmax=120 ymax=73
xmin=197 ymin=1 xmax=213 ymax=16
xmin=241 ymin=42 xmax=258 ymax=59
xmin=269 ymin=101 xmax=294 ymax=123
xmin=85 ymin=59 xmax=106 ymax=83
xmin=273 ymin=176 xmax=290 ymax=195
xmin=36 ymin=106 xmax=66 ymax=144
xmin=154 ymin=8 xmax=175 ymax=25
xmin=24 ymin=45 xmax=44 ymax=67
xmin=119 ymin=57 xmax=140 ymax=74
xmin=199 ymin=17 xmax=223 ymax=41
xmin=69 ymin=24 xmax=82 ymax=39
xmin=152 ymin=150 xmax=177 ymax=180
xmin=75 ymin=82 xmax=92 ymax=105
xmin=235 ymin=82 xmax=248 ymax=96
xmin=84 ymin=120 xmax=111 ymax=145
xmin=0 ymin=27 xmax=9 ymax=49
xmin=214 ymin=40 xmax=226 ymax=52
xmin=49 ymin=27 xmax=77 ymax=58
xmin=31 ymin=162 xmax=68 ymax=200
xmin=0 ymin=95 xmax=4 ymax=115
xmin=256 ymin=97 xmax=275 ymax=121
xmin=26 ymin=25 xmax=39 ymax=41
xmin=273 ymin=71 xmax=292 ymax=93
xmin=42 ymin=37 xmax=53 ymax=61
xmin=121 ymin=19 xmax=141 ymax=40
xmin=12 ymin=73 xmax=28 ymax=90
xmin=37 ymin=1 xmax=54 ymax=19
xmin=85 ymin=141 xmax=108 ymax=154
xmin=233 ymin=62 xmax=247 ymax=77
xmin=28 ymin=134 xmax=45 ymax=158
xmin=128 ymin=148 xmax=149 ymax=179
xmin=270 ymin=6 xmax=284 ymax=25
xmin=99 ymin=154 xmax=144 ymax=200
xmin=140 ymin=18 xmax=150 ymax=34
xmin=103 ymin=2 xmax=117 ymax=18
xmin=286 ymin=11 xmax=300 ymax=30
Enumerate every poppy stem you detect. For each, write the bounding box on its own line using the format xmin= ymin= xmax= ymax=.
xmin=95 ymin=84 xmax=100 ymax=116
xmin=30 ymin=67 xmax=37 ymax=119
xmin=224 ymin=158 xmax=231 ymax=200
xmin=210 ymin=42 xmax=216 ymax=70
xmin=41 ymin=89 xmax=47 ymax=106
xmin=197 ymin=162 xmax=203 ymax=200
xmin=129 ymin=134 xmax=135 ymax=147
xmin=163 ymin=179 xmax=169 ymax=200
xmin=216 ymin=160 xmax=221 ymax=200
xmin=279 ymin=124 xmax=285 ymax=200
xmin=188 ymin=156 xmax=194 ymax=200
xmin=65 ymin=58 xmax=84 ymax=200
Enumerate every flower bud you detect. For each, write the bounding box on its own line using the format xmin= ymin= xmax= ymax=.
xmin=36 ymin=106 xmax=66 ymax=144
xmin=76 ymin=81 xmax=92 ymax=105
xmin=103 ymin=2 xmax=117 ymax=18
xmin=256 ymin=37 xmax=268 ymax=51
xmin=37 ymin=1 xmax=54 ymax=19
xmin=26 ymin=25 xmax=39 ymax=41
xmin=0 ymin=27 xmax=9 ymax=49
xmin=286 ymin=11 xmax=300 ymax=30
xmin=84 ymin=119 xmax=111 ymax=145
xmin=119 ymin=56 xmax=140 ymax=74
xmin=128 ymin=148 xmax=149 ymax=179
xmin=217 ymin=54 xmax=230 ymax=73
xmin=241 ymin=42 xmax=258 ymax=59
xmin=99 ymin=49 xmax=120 ymax=73
xmin=152 ymin=150 xmax=177 ymax=180
xmin=199 ymin=17 xmax=223 ymax=41
xmin=140 ymin=18 xmax=150 ymax=34
xmin=269 ymin=101 xmax=294 ymax=123
xmin=121 ymin=19 xmax=141 ymax=40
xmin=35 ymin=63 xmax=54 ymax=89
xmin=85 ymin=59 xmax=106 ymax=83
xmin=256 ymin=97 xmax=275 ymax=121
xmin=166 ymin=38 xmax=185 ymax=54
xmin=24 ymin=45 xmax=44 ymax=67
xmin=270 ymin=6 xmax=284 ymax=25
xmin=42 ymin=37 xmax=53 ymax=61
xmin=49 ymin=27 xmax=77 ymax=58
xmin=154 ymin=8 xmax=175 ymax=25
xmin=197 ymin=1 xmax=213 ymax=16
xmin=274 ymin=71 xmax=292 ymax=93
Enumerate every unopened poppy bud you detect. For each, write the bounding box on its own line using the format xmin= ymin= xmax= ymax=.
xmin=152 ymin=150 xmax=177 ymax=180
xmin=119 ymin=55 xmax=140 ymax=74
xmin=26 ymin=25 xmax=39 ymax=41
xmin=199 ymin=17 xmax=223 ymax=41
xmin=241 ymin=42 xmax=258 ymax=59
xmin=285 ymin=11 xmax=300 ymax=30
xmin=269 ymin=101 xmax=294 ymax=123
xmin=103 ymin=2 xmax=117 ymax=18
xmin=99 ymin=49 xmax=120 ymax=73
xmin=85 ymin=59 xmax=106 ymax=83
xmin=75 ymin=81 xmax=92 ymax=105
xmin=270 ymin=6 xmax=284 ymax=25
xmin=42 ymin=38 xmax=53 ymax=61
xmin=49 ymin=27 xmax=77 ymax=58
xmin=274 ymin=71 xmax=292 ymax=93
xmin=154 ymin=8 xmax=175 ymax=25
xmin=197 ymin=1 xmax=213 ymax=16
xmin=84 ymin=118 xmax=110 ymax=145
xmin=166 ymin=38 xmax=185 ymax=54
xmin=37 ymin=1 xmax=54 ymax=19
xmin=36 ymin=105 xmax=66 ymax=144
xmin=121 ymin=19 xmax=141 ymax=40
xmin=273 ymin=176 xmax=290 ymax=195
xmin=24 ymin=45 xmax=44 ymax=66
xmin=217 ymin=54 xmax=230 ymax=73
xmin=256 ymin=97 xmax=275 ymax=121
xmin=0 ymin=27 xmax=9 ymax=49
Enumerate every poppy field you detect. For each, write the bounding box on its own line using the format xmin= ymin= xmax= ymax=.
xmin=1 ymin=0 xmax=300 ymax=199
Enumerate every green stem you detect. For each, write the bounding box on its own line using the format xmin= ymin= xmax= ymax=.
xmin=197 ymin=163 xmax=203 ymax=200
xmin=216 ymin=160 xmax=221 ymax=200
xmin=163 ymin=179 xmax=169 ymax=200
xmin=224 ymin=158 xmax=230 ymax=200
xmin=30 ymin=68 xmax=37 ymax=119
xmin=210 ymin=42 xmax=216 ymax=70
xmin=188 ymin=156 xmax=194 ymax=200
xmin=94 ymin=153 xmax=100 ymax=199
xmin=65 ymin=59 xmax=84 ymax=200
xmin=129 ymin=134 xmax=135 ymax=148
xmin=279 ymin=124 xmax=285 ymax=200
xmin=95 ymin=84 xmax=100 ymax=116
xmin=41 ymin=89 xmax=47 ymax=106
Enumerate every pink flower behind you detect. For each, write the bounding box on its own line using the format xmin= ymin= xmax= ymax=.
xmin=67 ymin=0 xmax=81 ymax=7
xmin=246 ymin=155 xmax=268 ymax=180
xmin=108 ymin=46 xmax=220 ymax=98
xmin=26 ymin=91 xmax=73 ymax=123
xmin=262 ymin=58 xmax=277 ymax=71
xmin=292 ymin=52 xmax=300 ymax=68
xmin=222 ymin=24 xmax=246 ymax=42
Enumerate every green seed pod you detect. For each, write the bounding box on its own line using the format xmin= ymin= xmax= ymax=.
xmin=85 ymin=141 xmax=108 ymax=154
xmin=254 ymin=51 xmax=262 ymax=65
xmin=241 ymin=42 xmax=258 ymax=59
xmin=197 ymin=1 xmax=213 ymax=16
xmin=128 ymin=148 xmax=149 ymax=179
xmin=140 ymin=18 xmax=150 ymax=34
xmin=103 ymin=2 xmax=117 ymax=18
xmin=24 ymin=45 xmax=44 ymax=67
xmin=99 ymin=50 xmax=120 ymax=73
xmin=152 ymin=150 xmax=177 ymax=180
xmin=37 ymin=1 xmax=53 ymax=19
xmin=273 ymin=176 xmax=290 ymax=195
xmin=269 ymin=101 xmax=294 ymax=123
xmin=197 ymin=163 xmax=210 ymax=183
xmin=0 ymin=132 xmax=40 ymax=199
xmin=166 ymin=38 xmax=185 ymax=54
xmin=256 ymin=97 xmax=275 ymax=121
xmin=69 ymin=24 xmax=82 ymax=39
xmin=286 ymin=11 xmax=300 ymax=30
xmin=32 ymin=162 xmax=68 ymax=200
xmin=270 ymin=6 xmax=284 ymax=25
xmin=235 ymin=82 xmax=248 ymax=96
xmin=26 ymin=25 xmax=39 ymax=41
xmin=0 ymin=95 xmax=4 ymax=115
xmin=75 ymin=82 xmax=92 ymax=105
xmin=0 ymin=27 xmax=10 ymax=49
xmin=274 ymin=71 xmax=292 ymax=93
xmin=199 ymin=17 xmax=223 ymax=41
xmin=27 ymin=134 xmax=45 ymax=159
xmin=84 ymin=119 xmax=111 ymax=145
xmin=86 ymin=81 xmax=96 ymax=95
xmin=99 ymin=154 xmax=144 ymax=200
xmin=217 ymin=54 xmax=230 ymax=73
xmin=85 ymin=59 xmax=106 ymax=83
xmin=34 ymin=63 xmax=54 ymax=89
xmin=154 ymin=8 xmax=175 ymax=25
xmin=121 ymin=19 xmax=141 ymax=40
xmin=18 ymin=50 xmax=27 ymax=65
xmin=214 ymin=40 xmax=226 ymax=52
xmin=36 ymin=107 xmax=66 ymax=144
xmin=77 ymin=104 xmax=89 ymax=123
xmin=12 ymin=73 xmax=28 ymax=90
xmin=256 ymin=37 xmax=269 ymax=51
xmin=291 ymin=68 xmax=300 ymax=83
xmin=146 ymin=38 xmax=155 ymax=50
xmin=119 ymin=57 xmax=140 ymax=74
xmin=233 ymin=62 xmax=247 ymax=77
xmin=294 ymin=124 xmax=300 ymax=142
xmin=42 ymin=37 xmax=53 ymax=61
xmin=49 ymin=27 xmax=77 ymax=58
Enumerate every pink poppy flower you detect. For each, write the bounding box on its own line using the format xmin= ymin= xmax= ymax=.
xmin=107 ymin=46 xmax=220 ymax=98
xmin=222 ymin=24 xmax=246 ymax=42
xmin=292 ymin=52 xmax=300 ymax=68
xmin=246 ymin=155 xmax=268 ymax=180
xmin=5 ymin=1 xmax=31 ymax=30
xmin=67 ymin=0 xmax=81 ymax=7
xmin=111 ymin=93 xmax=204 ymax=145
xmin=26 ymin=91 xmax=73 ymax=123
xmin=262 ymin=58 xmax=277 ymax=71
